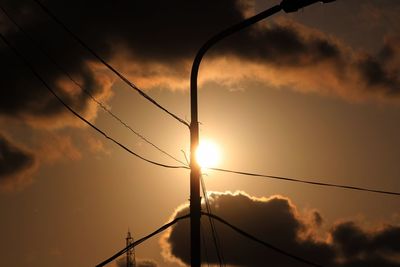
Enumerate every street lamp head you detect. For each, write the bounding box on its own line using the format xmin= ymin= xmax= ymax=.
xmin=280 ymin=0 xmax=336 ymax=13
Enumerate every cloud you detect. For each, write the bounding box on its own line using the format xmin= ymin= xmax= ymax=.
xmin=0 ymin=134 xmax=37 ymax=191
xmin=0 ymin=1 xmax=114 ymax=127
xmin=2 ymin=0 xmax=399 ymax=104
xmin=0 ymin=128 xmax=109 ymax=192
xmin=234 ymin=20 xmax=400 ymax=102
xmin=115 ymin=257 xmax=158 ymax=267
xmin=161 ymin=191 xmax=400 ymax=267
xmin=130 ymin=19 xmax=400 ymax=103
xmin=161 ymin=192 xmax=334 ymax=266
xmin=332 ymin=221 xmax=400 ymax=266
xmin=1 ymin=0 xmax=400 ymax=119
xmin=108 ymin=2 xmax=400 ymax=102
xmin=0 ymin=0 xmax=246 ymax=122
xmin=2 ymin=0 xmax=400 ymax=190
xmin=0 ymin=41 xmax=113 ymax=127
xmin=36 ymin=132 xmax=82 ymax=163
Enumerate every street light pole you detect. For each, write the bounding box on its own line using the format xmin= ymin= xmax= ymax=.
xmin=189 ymin=4 xmax=282 ymax=266
xmin=189 ymin=1 xmax=335 ymax=266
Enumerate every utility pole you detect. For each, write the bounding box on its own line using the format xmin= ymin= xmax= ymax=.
xmin=189 ymin=1 xmax=335 ymax=266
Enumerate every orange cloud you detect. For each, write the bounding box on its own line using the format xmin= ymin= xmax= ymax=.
xmin=113 ymin=19 xmax=400 ymax=105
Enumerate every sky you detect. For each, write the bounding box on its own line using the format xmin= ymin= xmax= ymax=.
xmin=1 ymin=0 xmax=400 ymax=266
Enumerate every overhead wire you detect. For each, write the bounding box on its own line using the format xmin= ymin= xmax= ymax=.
xmin=3 ymin=1 xmax=398 ymax=266
xmin=0 ymin=31 xmax=189 ymax=170
xmin=201 ymin=212 xmax=325 ymax=267
xmin=3 ymin=21 xmax=399 ymax=190
xmin=200 ymin=222 xmax=211 ymax=267
xmin=210 ymin=167 xmax=400 ymax=196
xmin=200 ymin=175 xmax=225 ymax=267
xmin=0 ymin=5 xmax=187 ymax=167
xmin=25 ymin=0 xmax=400 ymax=197
xmin=31 ymin=0 xmax=190 ymax=128
xmin=96 ymin=210 xmax=325 ymax=267
xmin=97 ymin=211 xmax=325 ymax=267
xmin=95 ymin=213 xmax=190 ymax=267
xmin=25 ymin=0 xmax=400 ymax=198
xmin=19 ymin=1 xmax=400 ymax=192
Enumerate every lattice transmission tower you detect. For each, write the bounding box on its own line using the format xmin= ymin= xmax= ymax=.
xmin=126 ymin=230 xmax=136 ymax=267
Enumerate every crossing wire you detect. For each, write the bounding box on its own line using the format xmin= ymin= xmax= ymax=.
xmin=200 ymin=175 xmax=225 ymax=267
xmin=0 ymin=31 xmax=188 ymax=170
xmin=96 ymin=214 xmax=191 ymax=267
xmin=32 ymin=0 xmax=189 ymax=128
xmin=28 ymin=0 xmax=400 ymax=198
xmin=97 ymin=211 xmax=325 ymax=267
xmin=202 ymin=212 xmax=325 ymax=267
xmin=200 ymin=221 xmax=211 ymax=267
xmin=0 ymin=5 xmax=187 ymax=166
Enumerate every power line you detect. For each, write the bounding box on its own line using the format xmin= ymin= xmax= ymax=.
xmin=200 ymin=222 xmax=211 ymax=267
xmin=0 ymin=31 xmax=189 ymax=170
xmin=97 ymin=210 xmax=325 ymax=267
xmin=32 ymin=0 xmax=189 ymax=128
xmin=31 ymin=0 xmax=400 ymax=197
xmin=0 ymin=5 xmax=187 ymax=166
xmin=201 ymin=212 xmax=325 ymax=267
xmin=210 ymin=167 xmax=400 ymax=196
xmin=11 ymin=0 xmax=400 ymax=196
xmin=96 ymin=214 xmax=190 ymax=267
xmin=4 ymin=26 xmax=397 ymax=192
xmin=200 ymin=175 xmax=225 ymax=267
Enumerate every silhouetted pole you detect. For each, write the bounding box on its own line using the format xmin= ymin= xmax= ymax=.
xmin=189 ymin=4 xmax=281 ymax=267
xmin=189 ymin=1 xmax=335 ymax=266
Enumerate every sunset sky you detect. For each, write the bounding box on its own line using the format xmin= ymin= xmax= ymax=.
xmin=1 ymin=0 xmax=400 ymax=266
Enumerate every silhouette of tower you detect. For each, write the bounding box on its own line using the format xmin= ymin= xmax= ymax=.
xmin=126 ymin=230 xmax=136 ymax=267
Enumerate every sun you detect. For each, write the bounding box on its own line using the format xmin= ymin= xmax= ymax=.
xmin=196 ymin=139 xmax=221 ymax=169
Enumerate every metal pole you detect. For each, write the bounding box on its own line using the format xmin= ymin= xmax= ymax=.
xmin=189 ymin=4 xmax=282 ymax=267
xmin=189 ymin=0 xmax=337 ymax=264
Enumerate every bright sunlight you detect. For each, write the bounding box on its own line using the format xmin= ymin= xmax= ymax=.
xmin=196 ymin=139 xmax=221 ymax=169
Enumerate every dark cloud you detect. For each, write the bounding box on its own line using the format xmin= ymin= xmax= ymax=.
xmin=357 ymin=37 xmax=400 ymax=94
xmin=332 ymin=221 xmax=400 ymax=264
xmin=1 ymin=0 xmax=400 ymax=189
xmin=0 ymin=134 xmax=37 ymax=190
xmin=163 ymin=192 xmax=334 ymax=266
xmin=1 ymin=0 xmax=400 ymax=114
xmin=0 ymin=0 xmax=112 ymax=124
xmin=0 ymin=0 xmax=249 ymax=123
xmin=162 ymin=192 xmax=400 ymax=267
xmin=221 ymin=19 xmax=400 ymax=100
xmin=226 ymin=21 xmax=342 ymax=66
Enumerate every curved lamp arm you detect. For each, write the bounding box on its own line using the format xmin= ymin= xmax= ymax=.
xmin=188 ymin=1 xmax=335 ymax=266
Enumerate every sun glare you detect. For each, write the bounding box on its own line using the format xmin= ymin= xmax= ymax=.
xmin=196 ymin=139 xmax=221 ymax=169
